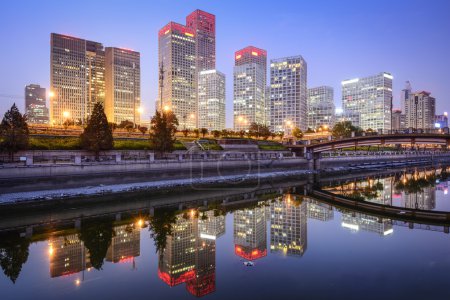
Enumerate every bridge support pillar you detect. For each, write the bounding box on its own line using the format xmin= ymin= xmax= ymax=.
xmin=445 ymin=226 xmax=449 ymax=234
xmin=149 ymin=207 xmax=155 ymax=217
xmin=306 ymin=151 xmax=321 ymax=171
xmin=179 ymin=203 xmax=184 ymax=211
xmin=115 ymin=213 xmax=121 ymax=221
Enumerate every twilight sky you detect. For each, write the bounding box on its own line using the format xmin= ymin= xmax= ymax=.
xmin=0 ymin=0 xmax=449 ymax=127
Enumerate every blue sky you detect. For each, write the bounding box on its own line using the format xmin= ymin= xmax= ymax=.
xmin=1 ymin=0 xmax=449 ymax=127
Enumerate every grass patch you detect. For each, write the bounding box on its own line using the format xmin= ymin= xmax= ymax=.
xmin=27 ymin=136 xmax=186 ymax=151
xmin=29 ymin=137 xmax=82 ymax=150
xmin=257 ymin=140 xmax=286 ymax=151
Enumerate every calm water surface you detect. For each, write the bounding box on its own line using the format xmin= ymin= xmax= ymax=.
xmin=2 ymin=169 xmax=450 ymax=300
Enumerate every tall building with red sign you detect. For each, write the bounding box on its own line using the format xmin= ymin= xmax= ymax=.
xmin=233 ymin=46 xmax=267 ymax=131
xmin=186 ymin=9 xmax=216 ymax=72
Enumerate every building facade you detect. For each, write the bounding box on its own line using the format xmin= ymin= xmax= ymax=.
xmin=25 ymin=84 xmax=48 ymax=124
xmin=158 ymin=22 xmax=197 ymax=129
xmin=400 ymin=81 xmax=412 ymax=113
xmin=186 ymin=10 xmax=216 ymax=72
xmin=105 ymin=47 xmax=141 ymax=125
xmin=233 ymin=205 xmax=267 ymax=260
xmin=307 ymin=86 xmax=334 ymax=130
xmin=341 ymin=72 xmax=393 ymax=131
xmin=269 ymin=56 xmax=308 ymax=132
xmin=50 ymin=33 xmax=105 ymax=125
xmin=435 ymin=113 xmax=448 ymax=129
xmin=392 ymin=109 xmax=406 ymax=131
xmin=270 ymin=195 xmax=307 ymax=256
xmin=198 ymin=70 xmax=226 ymax=131
xmin=233 ymin=46 xmax=267 ymax=131
xmin=405 ymin=91 xmax=436 ymax=130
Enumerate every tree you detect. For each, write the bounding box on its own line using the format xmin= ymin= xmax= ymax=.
xmin=277 ymin=131 xmax=284 ymax=141
xmin=332 ymin=121 xmax=361 ymax=138
xmin=200 ymin=128 xmax=208 ymax=138
xmin=118 ymin=120 xmax=134 ymax=129
xmin=138 ymin=126 xmax=148 ymax=135
xmin=305 ymin=127 xmax=315 ymax=133
xmin=78 ymin=219 xmax=113 ymax=270
xmin=0 ymin=103 xmax=29 ymax=161
xmin=221 ymin=129 xmax=230 ymax=138
xmin=211 ymin=130 xmax=221 ymax=138
xmin=238 ymin=130 xmax=246 ymax=138
xmin=249 ymin=122 xmax=271 ymax=140
xmin=149 ymin=208 xmax=177 ymax=254
xmin=182 ymin=128 xmax=190 ymax=137
xmin=292 ymin=127 xmax=304 ymax=139
xmin=193 ymin=128 xmax=200 ymax=138
xmin=0 ymin=233 xmax=30 ymax=284
xmin=80 ymin=102 xmax=113 ymax=160
xmin=270 ymin=132 xmax=277 ymax=140
xmin=108 ymin=122 xmax=117 ymax=131
xmin=150 ymin=110 xmax=179 ymax=155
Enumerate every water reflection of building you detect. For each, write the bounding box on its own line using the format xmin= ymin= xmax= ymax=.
xmin=234 ymin=204 xmax=267 ymax=260
xmin=402 ymin=186 xmax=436 ymax=210
xmin=341 ymin=212 xmax=393 ymax=236
xmin=307 ymin=198 xmax=334 ymax=221
xmin=198 ymin=210 xmax=225 ymax=240
xmin=106 ymin=224 xmax=140 ymax=263
xmin=49 ymin=234 xmax=90 ymax=278
xmin=186 ymin=210 xmax=224 ymax=297
xmin=270 ymin=195 xmax=307 ymax=256
xmin=157 ymin=210 xmax=224 ymax=297
xmin=158 ymin=215 xmax=197 ymax=286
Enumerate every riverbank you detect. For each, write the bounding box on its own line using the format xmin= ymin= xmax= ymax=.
xmin=2 ymin=156 xmax=449 ymax=206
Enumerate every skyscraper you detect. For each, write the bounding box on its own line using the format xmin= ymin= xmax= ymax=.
xmin=186 ymin=10 xmax=216 ymax=71
xmin=307 ymin=86 xmax=334 ymax=130
xmin=270 ymin=195 xmax=307 ymax=256
xmin=105 ymin=47 xmax=141 ymax=125
xmin=50 ymin=33 xmax=105 ymax=125
xmin=435 ymin=113 xmax=448 ymax=129
xmin=198 ymin=70 xmax=225 ymax=131
xmin=405 ymin=91 xmax=436 ymax=130
xmin=158 ymin=22 xmax=197 ymax=129
xmin=25 ymin=84 xmax=48 ymax=124
xmin=233 ymin=46 xmax=267 ymax=131
xmin=392 ymin=109 xmax=406 ymax=131
xmin=341 ymin=72 xmax=393 ymax=131
xmin=400 ymin=81 xmax=412 ymax=113
xmin=269 ymin=56 xmax=308 ymax=132
xmin=233 ymin=205 xmax=267 ymax=260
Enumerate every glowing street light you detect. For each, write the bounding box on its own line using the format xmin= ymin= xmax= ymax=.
xmin=163 ymin=105 xmax=171 ymax=112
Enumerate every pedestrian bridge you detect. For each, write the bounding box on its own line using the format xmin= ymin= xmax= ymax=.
xmin=288 ymin=133 xmax=450 ymax=169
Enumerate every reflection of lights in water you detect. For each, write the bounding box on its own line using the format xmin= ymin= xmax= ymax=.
xmin=342 ymin=222 xmax=359 ymax=231
xmin=48 ymin=244 xmax=54 ymax=257
xmin=383 ymin=229 xmax=394 ymax=236
xmin=75 ymin=279 xmax=81 ymax=286
xmin=445 ymin=189 xmax=448 ymax=195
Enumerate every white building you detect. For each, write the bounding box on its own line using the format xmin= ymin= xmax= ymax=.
xmin=269 ymin=56 xmax=308 ymax=132
xmin=405 ymin=91 xmax=436 ymax=130
xmin=307 ymin=86 xmax=335 ymax=130
xmin=233 ymin=46 xmax=267 ymax=131
xmin=341 ymin=72 xmax=393 ymax=131
xmin=105 ymin=47 xmax=141 ymax=125
xmin=198 ymin=70 xmax=225 ymax=131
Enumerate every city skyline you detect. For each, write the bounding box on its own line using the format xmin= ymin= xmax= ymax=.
xmin=1 ymin=0 xmax=449 ymax=128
